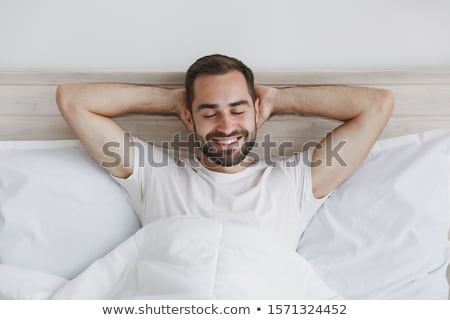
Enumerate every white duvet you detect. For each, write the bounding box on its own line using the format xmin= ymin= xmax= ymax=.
xmin=0 ymin=216 xmax=341 ymax=300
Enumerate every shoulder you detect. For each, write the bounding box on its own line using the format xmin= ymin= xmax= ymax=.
xmin=276 ymin=149 xmax=312 ymax=171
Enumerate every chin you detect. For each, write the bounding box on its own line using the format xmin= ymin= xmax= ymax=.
xmin=203 ymin=140 xmax=256 ymax=168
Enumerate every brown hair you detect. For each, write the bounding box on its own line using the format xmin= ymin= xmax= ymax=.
xmin=185 ymin=54 xmax=256 ymax=111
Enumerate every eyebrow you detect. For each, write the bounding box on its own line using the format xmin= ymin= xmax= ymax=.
xmin=197 ymin=100 xmax=249 ymax=111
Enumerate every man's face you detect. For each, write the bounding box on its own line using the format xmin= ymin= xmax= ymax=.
xmin=188 ymin=70 xmax=259 ymax=167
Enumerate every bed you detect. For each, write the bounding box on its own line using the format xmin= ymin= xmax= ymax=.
xmin=0 ymin=69 xmax=449 ymax=299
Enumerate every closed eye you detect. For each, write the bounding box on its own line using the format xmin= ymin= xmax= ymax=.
xmin=203 ymin=113 xmax=217 ymax=118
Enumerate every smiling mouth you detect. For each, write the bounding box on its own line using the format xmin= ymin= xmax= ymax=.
xmin=211 ymin=136 xmax=242 ymax=146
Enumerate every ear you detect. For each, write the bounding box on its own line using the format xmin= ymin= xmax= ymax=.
xmin=184 ymin=107 xmax=195 ymax=132
xmin=254 ymin=97 xmax=260 ymax=117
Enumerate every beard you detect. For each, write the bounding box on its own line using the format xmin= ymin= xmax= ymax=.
xmin=195 ymin=127 xmax=257 ymax=167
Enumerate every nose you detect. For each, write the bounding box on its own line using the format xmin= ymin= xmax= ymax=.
xmin=215 ymin=113 xmax=235 ymax=135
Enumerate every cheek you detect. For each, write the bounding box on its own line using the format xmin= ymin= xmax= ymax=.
xmin=192 ymin=117 xmax=212 ymax=136
xmin=243 ymin=114 xmax=257 ymax=129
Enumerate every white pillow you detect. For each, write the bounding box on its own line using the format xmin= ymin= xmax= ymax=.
xmin=0 ymin=140 xmax=141 ymax=279
xmin=298 ymin=129 xmax=450 ymax=299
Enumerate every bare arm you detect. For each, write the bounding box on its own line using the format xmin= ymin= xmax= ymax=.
xmin=256 ymin=85 xmax=395 ymax=198
xmin=56 ymin=83 xmax=186 ymax=178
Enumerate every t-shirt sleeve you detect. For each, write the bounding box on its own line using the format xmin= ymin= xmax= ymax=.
xmin=110 ymin=136 xmax=150 ymax=222
xmin=280 ymin=147 xmax=333 ymax=234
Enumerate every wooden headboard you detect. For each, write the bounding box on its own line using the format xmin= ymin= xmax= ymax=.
xmin=1 ymin=69 xmax=450 ymax=154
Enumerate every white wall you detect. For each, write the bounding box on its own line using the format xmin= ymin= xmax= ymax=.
xmin=1 ymin=0 xmax=449 ymax=71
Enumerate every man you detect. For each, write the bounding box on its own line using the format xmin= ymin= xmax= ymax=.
xmin=56 ymin=54 xmax=394 ymax=250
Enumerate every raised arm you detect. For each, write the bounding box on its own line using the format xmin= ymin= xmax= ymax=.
xmin=56 ymin=83 xmax=186 ymax=178
xmin=256 ymin=85 xmax=395 ymax=198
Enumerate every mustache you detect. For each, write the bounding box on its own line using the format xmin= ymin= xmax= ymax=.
xmin=205 ymin=129 xmax=249 ymax=141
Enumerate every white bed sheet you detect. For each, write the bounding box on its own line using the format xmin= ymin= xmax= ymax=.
xmin=1 ymin=216 xmax=342 ymax=300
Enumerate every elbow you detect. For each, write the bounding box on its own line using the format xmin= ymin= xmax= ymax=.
xmin=56 ymin=84 xmax=69 ymax=113
xmin=379 ymin=89 xmax=395 ymax=119
xmin=366 ymin=89 xmax=394 ymax=123
xmin=56 ymin=84 xmax=78 ymax=113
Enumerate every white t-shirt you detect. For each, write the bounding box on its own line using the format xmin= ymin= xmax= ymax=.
xmin=113 ymin=136 xmax=329 ymax=250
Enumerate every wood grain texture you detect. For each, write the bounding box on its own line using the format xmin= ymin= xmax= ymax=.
xmin=1 ymin=69 xmax=450 ymax=143
xmin=1 ymin=68 xmax=450 ymax=85
xmin=2 ymin=84 xmax=450 ymax=116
